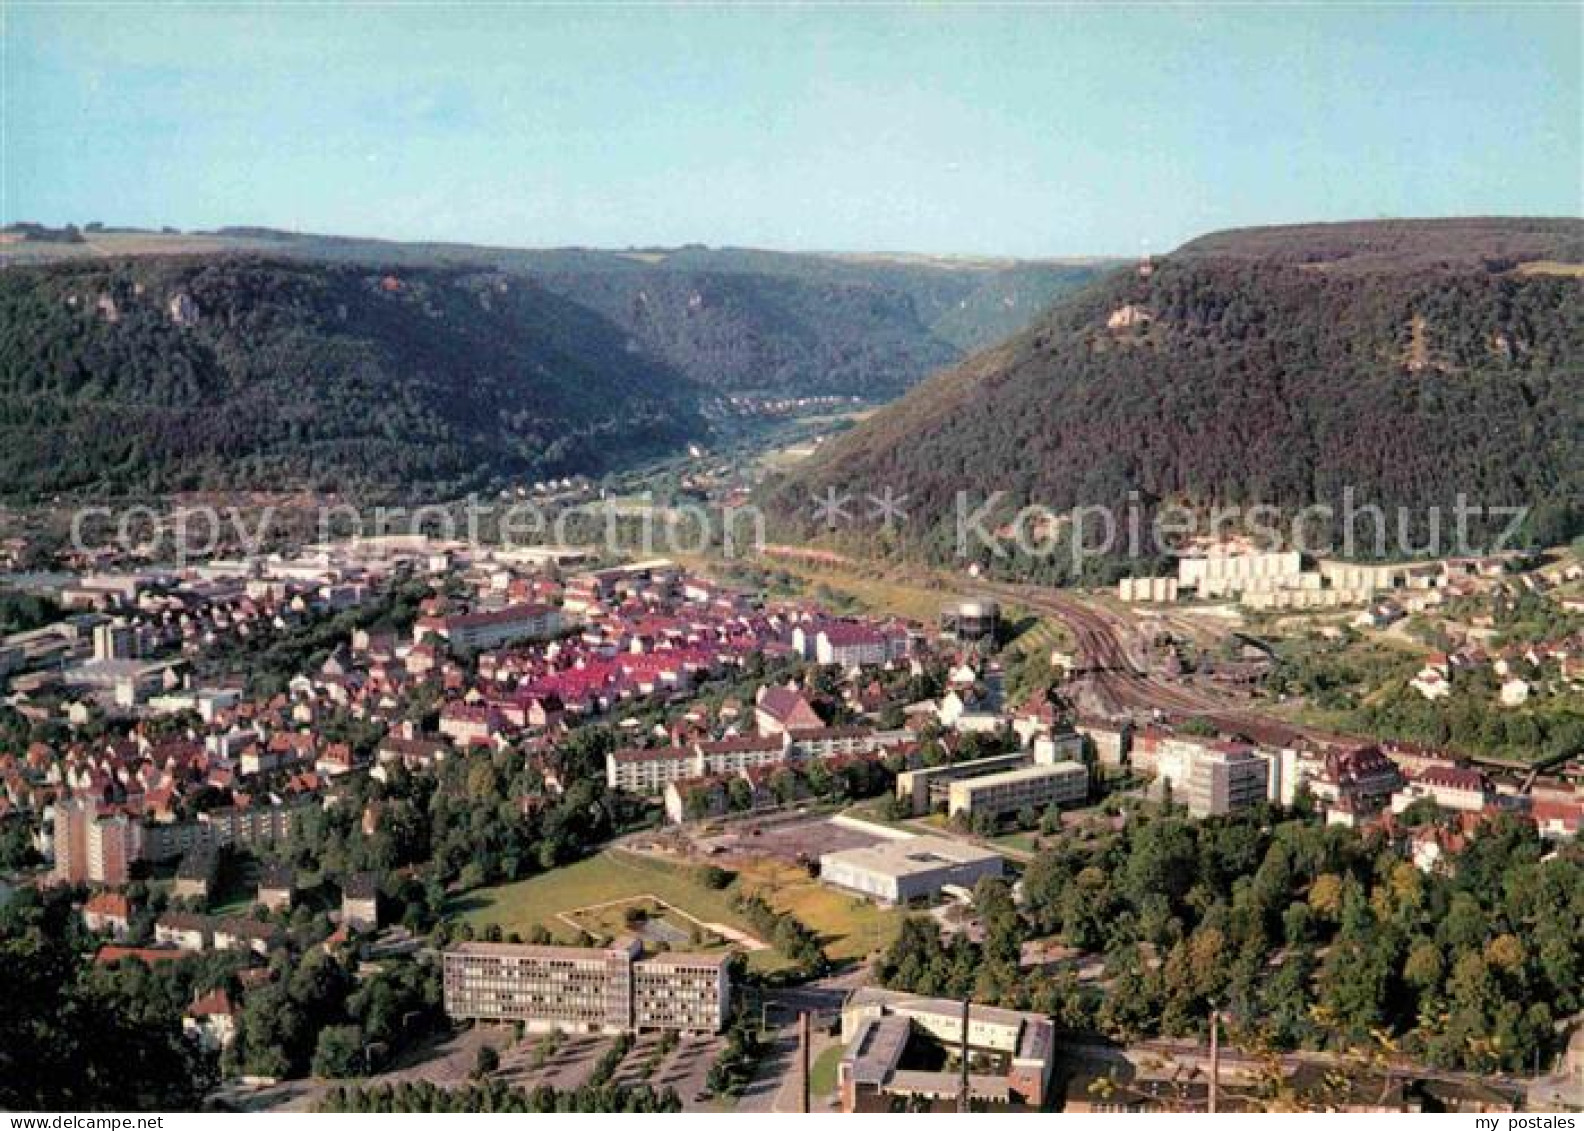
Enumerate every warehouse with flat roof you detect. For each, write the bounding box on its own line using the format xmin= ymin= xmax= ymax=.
xmin=819 ymin=834 xmax=1005 ymax=904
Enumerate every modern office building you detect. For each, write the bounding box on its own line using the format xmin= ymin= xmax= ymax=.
xmin=819 ymin=835 xmax=1005 ymax=904
xmin=442 ymin=938 xmax=731 ymax=1034
xmin=1155 ymin=738 xmax=1271 ymax=817
xmin=946 ymin=761 xmax=1089 ymax=822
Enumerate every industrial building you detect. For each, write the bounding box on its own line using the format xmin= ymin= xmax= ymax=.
xmin=947 ymin=761 xmax=1089 ymax=822
xmin=442 ymin=938 xmax=731 ymax=1035
xmin=940 ymin=599 xmax=1000 ymax=643
xmin=838 ymin=988 xmax=1056 ymax=1112
xmin=819 ymin=835 xmax=1005 ymax=905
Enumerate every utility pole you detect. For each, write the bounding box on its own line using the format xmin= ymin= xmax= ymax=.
xmin=797 ymin=1010 xmax=811 ymax=1114
xmin=958 ymin=997 xmax=972 ymax=1113
xmin=1208 ymin=1008 xmax=1221 ymax=1115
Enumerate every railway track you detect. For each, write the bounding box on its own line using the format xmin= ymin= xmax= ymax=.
xmin=976 ymin=581 xmax=1352 ymax=749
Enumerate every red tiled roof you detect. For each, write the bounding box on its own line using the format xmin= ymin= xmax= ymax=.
xmin=83 ymin=891 xmax=132 ymax=919
xmin=186 ymin=988 xmax=235 ymax=1018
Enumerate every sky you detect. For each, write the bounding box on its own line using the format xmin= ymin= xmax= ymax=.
xmin=3 ymin=3 xmax=1580 ymax=256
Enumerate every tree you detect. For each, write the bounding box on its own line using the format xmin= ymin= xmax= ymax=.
xmin=474 ymin=1044 xmax=500 ymax=1080
xmin=313 ymin=1025 xmax=366 ymax=1079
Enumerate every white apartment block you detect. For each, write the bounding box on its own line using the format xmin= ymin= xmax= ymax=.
xmin=605 ymin=746 xmax=698 ymax=794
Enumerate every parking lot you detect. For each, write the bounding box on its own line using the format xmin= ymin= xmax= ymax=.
xmin=494 ymin=1028 xmax=725 ymax=1105
xmin=690 ymin=811 xmax=893 ymax=866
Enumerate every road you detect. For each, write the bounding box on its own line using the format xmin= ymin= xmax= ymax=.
xmin=735 ymin=966 xmax=870 ymax=1113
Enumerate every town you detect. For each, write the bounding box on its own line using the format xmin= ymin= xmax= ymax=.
xmin=5 ymin=6 xmax=1581 ymax=1118
xmin=3 ymin=532 xmax=1581 ymax=1112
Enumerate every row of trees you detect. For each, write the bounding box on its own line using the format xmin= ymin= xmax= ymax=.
xmin=315 ymin=1079 xmax=682 ymax=1113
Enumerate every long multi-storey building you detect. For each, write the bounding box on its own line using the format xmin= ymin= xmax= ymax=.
xmin=414 ymin=603 xmax=562 ymax=652
xmin=947 ymin=761 xmax=1089 ymax=822
xmin=442 ymin=938 xmax=731 ymax=1034
xmin=140 ymin=801 xmax=308 ymax=863
xmin=606 ymin=745 xmax=698 ymax=794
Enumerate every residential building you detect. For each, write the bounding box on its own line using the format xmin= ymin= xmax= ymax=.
xmin=696 ymin=736 xmax=784 ymax=776
xmin=212 ymin=917 xmax=283 ymax=956
xmin=1394 ymin=765 xmax=1491 ymax=814
xmin=173 ymin=850 xmax=219 ymax=902
xmin=754 ymin=686 xmax=823 ymax=735
xmin=815 ymin=623 xmax=891 ymax=667
xmin=256 ymin=861 xmax=296 ymax=912
xmin=53 ymin=800 xmax=141 ymax=887
xmin=341 ymin=872 xmax=381 ymax=931
xmin=786 ymin=725 xmax=882 ymax=762
xmin=1311 ymin=745 xmax=1403 ymax=819
xmin=154 ymin=911 xmax=211 ymax=951
xmin=183 ymin=989 xmax=238 ymax=1051
xmin=605 ymin=745 xmax=697 ymax=795
xmin=82 ymin=891 xmax=133 ymax=937
xmin=414 ymin=603 xmax=562 ymax=652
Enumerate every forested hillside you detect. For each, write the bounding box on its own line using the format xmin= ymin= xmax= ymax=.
xmin=3 ymin=227 xmax=1109 ymax=399
xmin=0 ymin=256 xmax=704 ymax=498
xmin=770 ymin=218 xmax=1584 ymax=567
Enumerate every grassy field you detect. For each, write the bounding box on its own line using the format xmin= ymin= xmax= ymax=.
xmin=758 ymin=442 xmax=821 ymax=472
xmin=756 ymin=559 xmax=955 ymax=623
xmin=727 ymin=855 xmax=902 ymax=965
xmin=810 ymin=1044 xmax=844 ymax=1097
xmin=1008 ymin=615 xmax=1074 ymax=658
xmin=452 ymin=847 xmax=903 ymax=971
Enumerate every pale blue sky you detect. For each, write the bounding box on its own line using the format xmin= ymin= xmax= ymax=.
xmin=4 ymin=3 xmax=1580 ymax=255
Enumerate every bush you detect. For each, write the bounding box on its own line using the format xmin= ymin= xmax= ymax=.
xmin=312 ymin=1025 xmax=366 ymax=1079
